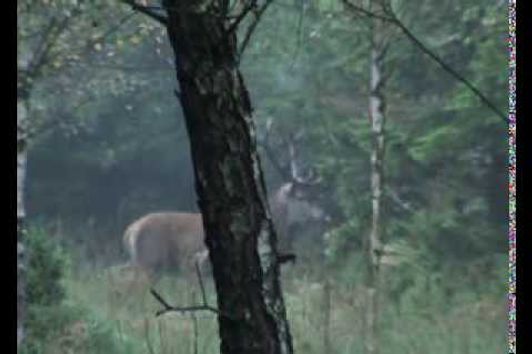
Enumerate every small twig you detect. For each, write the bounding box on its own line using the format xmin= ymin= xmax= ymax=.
xmin=150 ymin=259 xmax=221 ymax=317
xmin=150 ymin=288 xmax=219 ymax=317
xmin=194 ymin=259 xmax=209 ymax=307
xmin=278 ymin=253 xmax=297 ymax=265
xmin=342 ymin=0 xmax=391 ymax=23
xmin=150 ymin=288 xmax=173 ymax=309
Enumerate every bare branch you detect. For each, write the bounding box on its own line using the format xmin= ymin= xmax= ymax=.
xmin=386 ymin=10 xmax=508 ymax=124
xmin=227 ymin=1 xmax=256 ymax=33
xmin=150 ymin=258 xmax=223 ymax=318
xmin=341 ymin=0 xmax=392 ymax=22
xmin=150 ymin=288 xmax=219 ymax=317
xmin=342 ymin=0 xmax=508 ymax=124
xmin=238 ymin=0 xmax=275 ymax=59
xmin=119 ymin=0 xmax=168 ymax=25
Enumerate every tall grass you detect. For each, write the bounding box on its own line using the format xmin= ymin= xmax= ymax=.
xmin=57 ymin=262 xmax=506 ymax=354
xmin=24 ymin=225 xmax=506 ymax=354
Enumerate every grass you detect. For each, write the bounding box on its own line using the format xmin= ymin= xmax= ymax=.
xmin=54 ymin=259 xmax=507 ymax=354
xmin=23 ymin=223 xmax=506 ymax=354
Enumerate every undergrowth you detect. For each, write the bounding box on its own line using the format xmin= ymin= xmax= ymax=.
xmin=22 ymin=227 xmax=506 ymax=354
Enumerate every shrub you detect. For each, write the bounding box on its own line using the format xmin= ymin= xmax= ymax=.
xmin=20 ymin=227 xmax=138 ymax=354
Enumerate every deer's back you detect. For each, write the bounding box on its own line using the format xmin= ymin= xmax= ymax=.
xmin=124 ymin=212 xmax=205 ymax=274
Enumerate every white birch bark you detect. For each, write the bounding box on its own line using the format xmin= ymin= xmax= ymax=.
xmin=17 ymin=98 xmax=28 ymax=349
xmin=365 ymin=2 xmax=389 ymax=354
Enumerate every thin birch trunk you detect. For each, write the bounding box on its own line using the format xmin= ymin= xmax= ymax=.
xmin=365 ymin=1 xmax=389 ymax=354
xmin=17 ymin=97 xmax=29 ymax=350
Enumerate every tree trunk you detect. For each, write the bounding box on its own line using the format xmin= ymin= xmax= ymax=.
xmin=162 ymin=2 xmax=294 ymax=353
xmin=365 ymin=2 xmax=388 ymax=354
xmin=17 ymin=95 xmax=29 ymax=350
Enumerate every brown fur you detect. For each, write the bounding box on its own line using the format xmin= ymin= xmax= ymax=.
xmin=122 ymin=186 xmax=327 ymax=282
xmin=123 ymin=212 xmax=206 ymax=282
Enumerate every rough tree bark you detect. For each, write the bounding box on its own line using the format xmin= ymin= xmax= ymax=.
xmin=162 ymin=1 xmax=294 ymax=353
xmin=366 ymin=1 xmax=388 ymax=354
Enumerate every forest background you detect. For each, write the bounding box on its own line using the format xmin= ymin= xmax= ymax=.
xmin=18 ymin=0 xmax=508 ymax=353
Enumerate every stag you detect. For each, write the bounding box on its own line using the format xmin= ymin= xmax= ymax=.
xmin=121 ymin=124 xmax=329 ymax=284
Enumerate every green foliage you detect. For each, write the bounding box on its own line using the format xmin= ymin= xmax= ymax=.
xmin=54 ymin=264 xmax=505 ymax=354
xmin=18 ymin=0 xmax=164 ymax=156
xmin=21 ymin=227 xmax=140 ymax=354
xmin=22 ymin=303 xmax=139 ymax=354
xmin=25 ymin=226 xmax=69 ymax=307
xmin=21 ymin=0 xmax=507 ymax=352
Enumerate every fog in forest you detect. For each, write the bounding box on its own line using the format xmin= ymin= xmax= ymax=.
xmin=18 ymin=1 xmax=509 ymax=353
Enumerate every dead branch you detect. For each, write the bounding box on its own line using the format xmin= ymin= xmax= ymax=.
xmin=150 ymin=259 xmax=220 ymax=317
xmin=150 ymin=288 xmax=219 ymax=317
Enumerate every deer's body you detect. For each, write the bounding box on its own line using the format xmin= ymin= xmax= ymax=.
xmin=123 ymin=212 xmax=206 ymax=280
xmin=122 ymin=182 xmax=328 ymax=283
